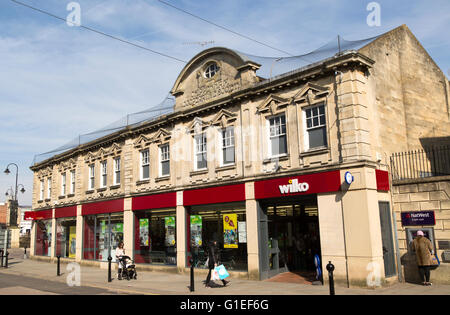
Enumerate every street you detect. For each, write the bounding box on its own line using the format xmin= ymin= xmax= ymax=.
xmin=0 ymin=272 xmax=132 ymax=295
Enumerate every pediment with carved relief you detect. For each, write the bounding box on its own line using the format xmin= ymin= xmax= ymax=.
xmin=133 ymin=134 xmax=151 ymax=149
xmin=210 ymin=109 xmax=237 ymax=128
xmin=257 ymin=94 xmax=290 ymax=115
xmin=293 ymin=82 xmax=329 ymax=105
xmin=151 ymin=128 xmax=171 ymax=144
xmin=187 ymin=117 xmax=208 ymax=134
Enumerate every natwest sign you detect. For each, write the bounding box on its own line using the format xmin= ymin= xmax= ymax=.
xmin=255 ymin=170 xmax=341 ymax=200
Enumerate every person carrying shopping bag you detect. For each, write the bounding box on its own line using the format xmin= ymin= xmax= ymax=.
xmin=412 ymin=231 xmax=435 ymax=286
xmin=205 ymin=240 xmax=230 ymax=288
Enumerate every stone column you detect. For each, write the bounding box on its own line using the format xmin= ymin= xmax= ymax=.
xmin=176 ymin=191 xmax=187 ymax=270
xmin=245 ymin=181 xmax=261 ymax=280
xmin=75 ymin=205 xmax=83 ymax=262
xmin=30 ymin=220 xmax=36 ymax=256
xmin=51 ymin=208 xmax=56 ymax=258
xmin=123 ymin=197 xmax=134 ymax=259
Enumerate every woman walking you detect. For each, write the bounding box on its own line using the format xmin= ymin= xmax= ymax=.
xmin=205 ymin=240 xmax=230 ymax=288
xmin=412 ymin=231 xmax=434 ymax=286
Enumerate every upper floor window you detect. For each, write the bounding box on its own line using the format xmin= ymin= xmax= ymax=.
xmin=40 ymin=179 xmax=44 ymax=200
xmin=47 ymin=177 xmax=52 ymax=199
xmin=70 ymin=170 xmax=76 ymax=194
xmin=194 ymin=133 xmax=207 ymax=170
xmin=204 ymin=62 xmax=220 ymax=79
xmin=114 ymin=157 xmax=121 ymax=185
xmin=221 ymin=127 xmax=235 ymax=166
xmin=141 ymin=149 xmax=150 ymax=180
xmin=101 ymin=161 xmax=107 ymax=188
xmin=268 ymin=114 xmax=287 ymax=157
xmin=89 ymin=164 xmax=95 ymax=190
xmin=160 ymin=144 xmax=170 ymax=177
xmin=304 ymin=104 xmax=327 ymax=150
xmin=61 ymin=172 xmax=66 ymax=196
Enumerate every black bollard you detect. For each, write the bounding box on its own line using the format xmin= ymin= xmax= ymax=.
xmin=326 ymin=261 xmax=335 ymax=295
xmin=0 ymin=249 xmax=3 ymax=267
xmin=57 ymin=255 xmax=61 ymax=276
xmin=24 ymin=247 xmax=27 ymax=259
xmin=189 ymin=258 xmax=195 ymax=292
xmin=4 ymin=251 xmax=9 ymax=269
xmin=107 ymin=256 xmax=112 ymax=282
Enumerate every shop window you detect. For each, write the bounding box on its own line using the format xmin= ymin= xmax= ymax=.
xmin=141 ymin=149 xmax=150 ymax=180
xmin=134 ymin=209 xmax=177 ymax=265
xmin=304 ymin=104 xmax=327 ymax=150
xmin=56 ymin=218 xmax=77 ymax=258
xmin=268 ymin=114 xmax=287 ymax=157
xmin=35 ymin=220 xmax=52 ymax=256
xmin=221 ymin=127 xmax=235 ymax=166
xmin=159 ymin=144 xmax=170 ymax=177
xmin=83 ymin=213 xmax=124 ymax=262
xmin=187 ymin=203 xmax=247 ymax=272
xmin=194 ymin=133 xmax=207 ymax=170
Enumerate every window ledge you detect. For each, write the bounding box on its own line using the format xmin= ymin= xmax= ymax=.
xmin=67 ymin=194 xmax=75 ymax=198
xmin=110 ymin=184 xmax=121 ymax=190
xmin=299 ymin=147 xmax=329 ymax=158
xmin=58 ymin=195 xmax=66 ymax=200
xmin=136 ymin=179 xmax=150 ymax=186
xmin=215 ymin=164 xmax=236 ymax=172
xmin=263 ymin=154 xmax=289 ymax=164
xmin=37 ymin=200 xmax=43 ymax=204
xmin=190 ymin=169 xmax=208 ymax=176
xmin=97 ymin=187 xmax=107 ymax=192
xmin=155 ymin=176 xmax=170 ymax=183
xmin=44 ymin=198 xmax=51 ymax=202
xmin=85 ymin=190 xmax=95 ymax=195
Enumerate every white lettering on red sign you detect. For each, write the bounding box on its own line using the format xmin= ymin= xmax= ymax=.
xmin=279 ymin=179 xmax=309 ymax=194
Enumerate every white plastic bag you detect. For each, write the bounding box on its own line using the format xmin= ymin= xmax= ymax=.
xmin=211 ymin=269 xmax=220 ymax=281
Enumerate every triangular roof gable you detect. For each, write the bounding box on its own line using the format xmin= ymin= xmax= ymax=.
xmin=257 ymin=94 xmax=290 ymax=114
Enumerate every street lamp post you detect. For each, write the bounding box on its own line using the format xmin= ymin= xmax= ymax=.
xmin=3 ymin=163 xmax=26 ymax=257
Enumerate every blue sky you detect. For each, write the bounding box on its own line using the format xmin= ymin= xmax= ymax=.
xmin=0 ymin=0 xmax=449 ymax=205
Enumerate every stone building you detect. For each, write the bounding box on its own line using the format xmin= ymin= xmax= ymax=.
xmin=28 ymin=25 xmax=450 ymax=287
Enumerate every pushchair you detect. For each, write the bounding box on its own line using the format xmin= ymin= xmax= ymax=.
xmin=117 ymin=256 xmax=137 ymax=280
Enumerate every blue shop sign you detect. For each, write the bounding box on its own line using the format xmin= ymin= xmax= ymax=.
xmin=401 ymin=211 xmax=435 ymax=226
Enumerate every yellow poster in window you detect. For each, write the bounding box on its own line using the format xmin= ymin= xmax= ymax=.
xmin=69 ymin=226 xmax=76 ymax=258
xmin=223 ymin=214 xmax=238 ymax=249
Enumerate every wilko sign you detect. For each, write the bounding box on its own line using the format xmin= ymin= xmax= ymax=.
xmin=401 ymin=211 xmax=436 ymax=226
xmin=279 ymin=179 xmax=309 ymax=194
xmin=254 ymin=170 xmax=341 ymax=200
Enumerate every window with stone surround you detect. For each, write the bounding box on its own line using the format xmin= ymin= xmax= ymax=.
xmin=101 ymin=160 xmax=107 ymax=188
xmin=70 ymin=170 xmax=76 ymax=194
xmin=159 ymin=144 xmax=170 ymax=177
xmin=47 ymin=177 xmax=52 ymax=199
xmin=221 ymin=126 xmax=235 ymax=166
xmin=303 ymin=104 xmax=327 ymax=150
xmin=194 ymin=133 xmax=207 ymax=170
xmin=114 ymin=157 xmax=121 ymax=185
xmin=61 ymin=172 xmax=66 ymax=196
xmin=268 ymin=114 xmax=287 ymax=157
xmin=141 ymin=149 xmax=150 ymax=180
xmin=40 ymin=179 xmax=44 ymax=200
xmin=88 ymin=164 xmax=95 ymax=190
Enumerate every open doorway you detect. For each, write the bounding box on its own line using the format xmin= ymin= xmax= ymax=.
xmin=262 ymin=195 xmax=321 ymax=283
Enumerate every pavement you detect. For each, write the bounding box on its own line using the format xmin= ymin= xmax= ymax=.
xmin=1 ymin=248 xmax=450 ymax=295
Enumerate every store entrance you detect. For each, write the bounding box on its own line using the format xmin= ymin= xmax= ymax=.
xmin=262 ymin=196 xmax=321 ymax=281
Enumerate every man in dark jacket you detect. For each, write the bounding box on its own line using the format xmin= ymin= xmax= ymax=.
xmin=205 ymin=240 xmax=230 ymax=287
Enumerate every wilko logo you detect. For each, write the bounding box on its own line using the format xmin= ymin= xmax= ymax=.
xmin=279 ymin=179 xmax=309 ymax=194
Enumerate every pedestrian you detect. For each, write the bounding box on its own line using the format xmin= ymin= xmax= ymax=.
xmin=115 ymin=242 xmax=125 ymax=280
xmin=412 ymin=231 xmax=434 ymax=286
xmin=205 ymin=240 xmax=230 ymax=288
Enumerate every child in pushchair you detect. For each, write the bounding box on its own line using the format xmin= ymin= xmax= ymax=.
xmin=117 ymin=256 xmax=137 ymax=280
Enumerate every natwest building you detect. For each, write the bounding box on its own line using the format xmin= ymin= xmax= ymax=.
xmin=28 ymin=25 xmax=450 ymax=287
